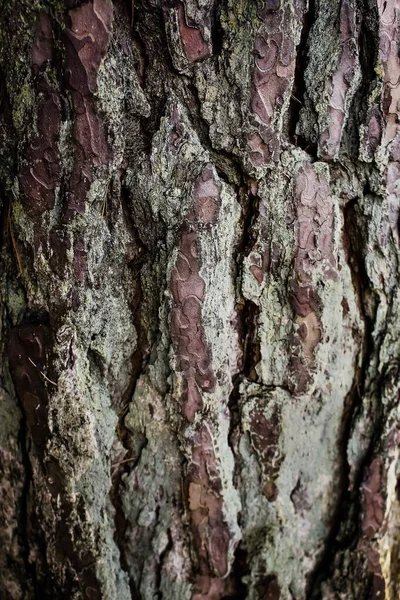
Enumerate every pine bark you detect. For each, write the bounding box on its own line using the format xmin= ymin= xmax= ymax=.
xmin=0 ymin=0 xmax=399 ymax=598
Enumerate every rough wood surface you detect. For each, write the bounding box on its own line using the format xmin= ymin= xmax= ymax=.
xmin=0 ymin=0 xmax=399 ymax=598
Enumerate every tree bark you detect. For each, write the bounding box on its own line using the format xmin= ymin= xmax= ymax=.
xmin=0 ymin=0 xmax=399 ymax=598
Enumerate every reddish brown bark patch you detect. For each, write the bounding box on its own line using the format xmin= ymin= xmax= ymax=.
xmin=193 ymin=165 xmax=221 ymax=225
xmin=170 ymin=230 xmax=216 ymax=422
xmin=72 ymin=92 xmax=109 ymax=164
xmin=359 ymin=458 xmax=386 ymax=591
xmin=246 ymin=128 xmax=280 ymax=167
xmin=255 ymin=574 xmax=281 ymax=600
xmin=19 ymin=94 xmax=62 ymax=215
xmin=168 ymin=159 xmax=233 ymax=593
xmin=251 ymin=4 xmax=296 ymax=126
xmin=19 ymin=15 xmax=61 ymax=216
xmin=192 ymin=576 xmax=229 ymax=600
xmin=170 ymin=166 xmax=221 ymax=421
xmin=248 ymin=403 xmax=283 ymax=501
xmin=361 ymin=105 xmax=383 ymax=160
xmin=177 ymin=3 xmax=210 ymax=63
xmin=63 ymin=0 xmax=112 ymax=220
xmin=249 ymin=250 xmax=269 ymax=285
xmin=32 ymin=13 xmax=54 ymax=70
xmin=361 ymin=458 xmax=385 ymax=541
xmin=319 ymin=0 xmax=356 ymax=159
xmin=73 ymin=235 xmax=88 ymax=283
xmin=288 ymin=164 xmax=337 ymax=393
xmin=64 ymin=0 xmax=112 ymax=95
xmin=378 ymin=0 xmax=400 ymax=146
xmin=187 ymin=426 xmax=232 ymax=594
xmin=64 ymin=92 xmax=110 ymax=219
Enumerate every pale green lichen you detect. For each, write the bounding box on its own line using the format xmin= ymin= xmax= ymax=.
xmin=12 ymin=82 xmax=33 ymax=131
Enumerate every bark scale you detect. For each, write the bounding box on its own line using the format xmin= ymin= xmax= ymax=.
xmin=0 ymin=0 xmax=399 ymax=599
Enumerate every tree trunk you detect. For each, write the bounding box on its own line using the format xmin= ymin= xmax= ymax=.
xmin=0 ymin=0 xmax=399 ymax=598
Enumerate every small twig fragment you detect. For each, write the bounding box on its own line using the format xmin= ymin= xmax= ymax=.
xmin=27 ymin=356 xmax=57 ymax=386
xmin=291 ymin=93 xmax=303 ymax=105
xmin=111 ymin=457 xmax=136 ymax=468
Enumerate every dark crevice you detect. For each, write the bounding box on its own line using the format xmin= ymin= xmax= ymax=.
xmin=343 ymin=0 xmax=380 ymax=160
xmin=227 ymin=297 xmax=260 ymax=478
xmin=228 ymin=183 xmax=260 ymax=436
xmin=0 ymin=67 xmax=18 ymax=185
xmin=110 ymin=466 xmax=142 ymax=600
xmin=6 ymin=343 xmax=47 ymax=598
xmin=227 ymin=182 xmax=262 ymax=595
xmin=211 ymin=0 xmax=225 ymax=58
xmin=222 ymin=543 xmax=249 ymax=599
xmin=241 ymin=190 xmax=260 ymax=257
xmin=357 ymin=0 xmax=380 ymax=102
xmin=131 ymin=26 xmax=149 ymax=90
xmin=233 ymin=186 xmax=261 ymax=383
xmin=17 ymin=393 xmax=39 ymax=597
xmin=288 ymin=0 xmax=317 ymax=155
xmin=1 ymin=191 xmax=37 ymax=594
xmin=305 ymin=381 xmax=363 ymax=598
xmin=306 ymin=196 xmax=385 ymax=599
xmin=139 ymin=99 xmax=167 ymax=153
xmin=133 ymin=2 xmax=173 ymax=145
xmin=227 ymin=183 xmax=261 ymax=374
xmin=255 ymin=574 xmax=281 ymax=600
xmin=241 ymin=300 xmax=261 ymax=381
xmin=209 ymin=147 xmax=244 ymax=186
xmin=185 ymin=82 xmax=211 ymax=144
xmin=108 ymin=185 xmax=151 ymax=600
xmin=0 ymin=192 xmax=10 ymax=264
xmin=185 ymin=80 xmax=243 ymax=184
xmin=6 ymin=322 xmax=94 ymax=598
xmin=227 ymin=374 xmax=242 ymax=487
xmin=154 ymin=528 xmax=173 ymax=599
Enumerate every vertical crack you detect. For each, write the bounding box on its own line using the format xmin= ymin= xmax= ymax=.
xmin=1 ymin=188 xmax=39 ymax=597
xmin=306 ymin=195 xmax=383 ymax=598
xmin=17 ymin=403 xmax=40 ymax=598
xmin=344 ymin=0 xmax=380 ymax=159
xmin=236 ymin=186 xmax=261 ymax=382
xmin=226 ymin=184 xmax=262 ymax=596
xmin=108 ymin=185 xmax=150 ymax=600
xmin=154 ymin=527 xmax=173 ymax=600
xmin=211 ymin=0 xmax=225 ymax=58
xmin=228 ymin=184 xmax=260 ymax=456
xmin=288 ymin=0 xmax=317 ymax=154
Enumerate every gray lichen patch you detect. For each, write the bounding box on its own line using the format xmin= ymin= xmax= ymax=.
xmin=123 ymin=375 xmax=190 ymax=600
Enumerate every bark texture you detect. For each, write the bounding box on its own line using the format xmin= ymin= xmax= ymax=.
xmin=0 ymin=0 xmax=400 ymax=598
